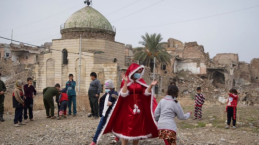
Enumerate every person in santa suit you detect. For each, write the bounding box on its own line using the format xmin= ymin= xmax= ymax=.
xmin=96 ymin=63 xmax=158 ymax=145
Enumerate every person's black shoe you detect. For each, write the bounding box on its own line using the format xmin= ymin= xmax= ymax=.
xmin=88 ymin=114 xmax=93 ymax=117
xmin=94 ymin=116 xmax=99 ymax=119
xmin=0 ymin=118 xmax=5 ymax=122
xmin=0 ymin=114 xmax=5 ymax=122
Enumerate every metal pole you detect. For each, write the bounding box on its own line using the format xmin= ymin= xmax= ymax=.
xmin=78 ymin=35 xmax=82 ymax=94
xmin=11 ymin=30 xmax=13 ymax=43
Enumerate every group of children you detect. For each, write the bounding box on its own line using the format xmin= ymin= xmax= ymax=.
xmin=9 ymin=74 xmax=238 ymax=144
xmin=12 ymin=78 xmax=36 ymax=126
xmin=193 ymin=86 xmax=238 ymax=129
xmin=154 ymin=85 xmax=239 ymax=144
xmin=12 ymin=74 xmax=77 ymax=126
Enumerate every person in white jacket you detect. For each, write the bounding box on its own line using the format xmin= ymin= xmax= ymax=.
xmin=154 ymin=85 xmax=191 ymax=145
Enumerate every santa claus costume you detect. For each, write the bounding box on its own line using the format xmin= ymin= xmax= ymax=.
xmin=96 ymin=63 xmax=158 ymax=143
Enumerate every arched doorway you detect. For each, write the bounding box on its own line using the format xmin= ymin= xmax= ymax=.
xmin=212 ymin=71 xmax=225 ymax=88
xmin=46 ymin=58 xmax=55 ymax=87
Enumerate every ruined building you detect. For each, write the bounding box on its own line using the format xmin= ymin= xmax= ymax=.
xmin=0 ymin=44 xmax=11 ymax=60
xmin=129 ymin=38 xmax=259 ymax=104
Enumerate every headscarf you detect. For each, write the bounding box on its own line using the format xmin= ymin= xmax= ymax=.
xmin=105 ymin=79 xmax=115 ymax=89
xmin=15 ymin=80 xmax=23 ymax=88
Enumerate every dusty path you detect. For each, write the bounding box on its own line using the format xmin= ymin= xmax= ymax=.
xmin=0 ymin=107 xmax=258 ymax=145
xmin=0 ymin=110 xmax=163 ymax=145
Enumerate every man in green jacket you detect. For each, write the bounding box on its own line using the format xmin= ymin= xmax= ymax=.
xmin=0 ymin=73 xmax=6 ymax=122
xmin=43 ymin=83 xmax=60 ymax=119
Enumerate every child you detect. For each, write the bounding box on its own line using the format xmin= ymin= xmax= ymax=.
xmin=13 ymin=80 xmax=26 ymax=127
xmin=23 ymin=77 xmax=37 ymax=122
xmin=0 ymin=73 xmax=7 ymax=122
xmin=194 ymin=87 xmax=205 ymax=120
xmin=154 ymin=85 xmax=191 ymax=145
xmin=57 ymin=88 xmax=69 ymax=120
xmin=66 ymin=74 xmax=77 ymax=117
xmin=89 ymin=79 xmax=119 ymax=145
xmin=225 ymin=88 xmax=238 ymax=129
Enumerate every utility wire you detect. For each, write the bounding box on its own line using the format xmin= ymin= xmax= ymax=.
xmin=112 ymin=0 xmax=164 ymax=23
xmin=2 ymin=3 xmax=258 ymax=47
xmin=4 ymin=0 xmax=141 ymax=36
xmin=15 ymin=26 xmax=59 ymax=36
xmin=106 ymin=0 xmax=142 ymax=16
xmin=49 ymin=48 xmax=114 ymax=61
xmin=0 ymin=3 xmax=82 ymax=32
xmin=0 ymin=36 xmax=40 ymax=47
xmin=5 ymin=0 xmax=142 ymax=36
xmin=28 ymin=33 xmax=60 ymax=43
xmin=2 ymin=0 xmax=141 ymax=36
xmin=118 ymin=4 xmax=259 ymax=31
xmin=0 ymin=36 xmax=116 ymax=61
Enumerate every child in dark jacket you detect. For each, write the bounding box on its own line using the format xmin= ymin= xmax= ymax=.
xmin=225 ymin=88 xmax=238 ymax=129
xmin=89 ymin=79 xmax=119 ymax=145
xmin=57 ymin=88 xmax=69 ymax=120
xmin=194 ymin=87 xmax=205 ymax=120
xmin=13 ymin=80 xmax=26 ymax=127
xmin=23 ymin=77 xmax=37 ymax=122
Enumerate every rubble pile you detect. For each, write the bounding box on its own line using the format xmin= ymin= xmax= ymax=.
xmin=153 ymin=69 xmax=259 ymax=105
xmin=174 ymin=70 xmax=226 ymax=101
xmin=0 ymin=60 xmax=34 ymax=94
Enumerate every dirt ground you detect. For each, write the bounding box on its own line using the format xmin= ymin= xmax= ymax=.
xmin=0 ymin=98 xmax=259 ymax=145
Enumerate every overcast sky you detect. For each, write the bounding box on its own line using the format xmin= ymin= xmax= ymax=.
xmin=0 ymin=0 xmax=258 ymax=62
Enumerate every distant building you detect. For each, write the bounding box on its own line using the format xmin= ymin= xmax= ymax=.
xmin=0 ymin=44 xmax=11 ymax=59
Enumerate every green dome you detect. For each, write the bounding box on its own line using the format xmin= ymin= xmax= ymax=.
xmin=64 ymin=6 xmax=113 ymax=31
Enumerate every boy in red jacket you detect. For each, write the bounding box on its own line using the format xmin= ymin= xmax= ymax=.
xmin=57 ymin=88 xmax=69 ymax=120
xmin=225 ymin=88 xmax=238 ymax=129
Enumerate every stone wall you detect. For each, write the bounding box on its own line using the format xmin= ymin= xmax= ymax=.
xmin=182 ymin=42 xmax=206 ymax=59
xmin=213 ymin=53 xmax=239 ymax=66
xmin=174 ymin=60 xmax=207 ymax=74
xmin=35 ymin=39 xmax=94 ymax=93
xmin=61 ymin=28 xmax=115 ymax=41
xmin=92 ymin=40 xmax=125 ymax=68
xmin=167 ymin=38 xmax=184 ymax=50
xmin=35 ymin=38 xmax=122 ymax=94
xmin=251 ymin=58 xmax=259 ymax=83
xmin=235 ymin=62 xmax=251 ymax=86
xmin=11 ymin=52 xmax=37 ymax=65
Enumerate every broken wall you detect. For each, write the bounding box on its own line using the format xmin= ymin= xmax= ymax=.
xmin=167 ymin=38 xmax=184 ymax=50
xmin=213 ymin=53 xmax=239 ymax=67
xmin=11 ymin=52 xmax=37 ymax=65
xmin=174 ymin=59 xmax=206 ymax=74
xmin=235 ymin=62 xmax=251 ymax=86
xmin=182 ymin=42 xmax=206 ymax=59
xmin=250 ymin=58 xmax=259 ymax=83
xmin=173 ymin=42 xmax=209 ymax=74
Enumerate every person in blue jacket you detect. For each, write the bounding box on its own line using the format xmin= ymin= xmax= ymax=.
xmin=66 ymin=74 xmax=77 ymax=116
xmin=89 ymin=79 xmax=119 ymax=145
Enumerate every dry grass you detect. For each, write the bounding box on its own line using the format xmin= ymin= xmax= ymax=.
xmin=3 ymin=93 xmax=91 ymax=114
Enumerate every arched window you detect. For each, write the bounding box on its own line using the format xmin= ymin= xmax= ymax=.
xmin=62 ymin=49 xmax=68 ymax=64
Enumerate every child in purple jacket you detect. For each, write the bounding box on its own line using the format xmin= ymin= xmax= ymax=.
xmin=23 ymin=77 xmax=37 ymax=122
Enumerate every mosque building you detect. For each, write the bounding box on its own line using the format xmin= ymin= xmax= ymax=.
xmin=35 ymin=1 xmax=125 ymax=94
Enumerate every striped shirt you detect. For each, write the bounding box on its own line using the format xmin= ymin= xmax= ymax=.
xmin=195 ymin=93 xmax=205 ymax=107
